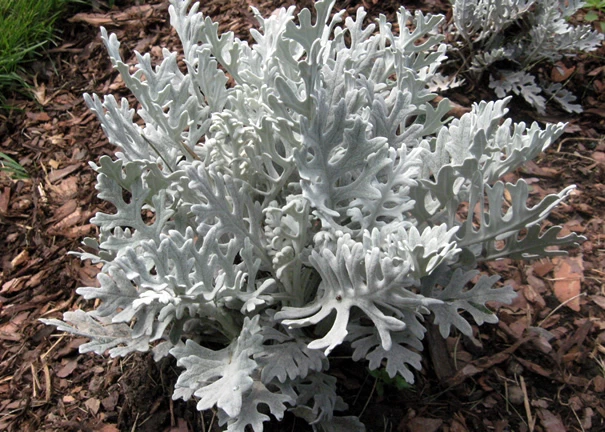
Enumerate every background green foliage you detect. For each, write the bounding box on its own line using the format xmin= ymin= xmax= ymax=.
xmin=0 ymin=0 xmax=78 ymax=103
xmin=0 ymin=152 xmax=29 ymax=179
xmin=584 ymin=0 xmax=605 ymax=32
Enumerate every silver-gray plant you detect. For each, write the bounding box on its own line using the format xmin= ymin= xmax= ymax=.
xmin=43 ymin=1 xmax=583 ymax=430
xmin=449 ymin=0 xmax=604 ymax=113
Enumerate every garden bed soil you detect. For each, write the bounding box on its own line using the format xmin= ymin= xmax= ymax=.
xmin=1 ymin=1 xmax=605 ymax=431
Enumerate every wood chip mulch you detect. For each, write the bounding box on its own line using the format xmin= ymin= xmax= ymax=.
xmin=1 ymin=1 xmax=604 ymax=431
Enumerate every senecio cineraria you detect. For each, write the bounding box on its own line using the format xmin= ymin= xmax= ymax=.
xmin=449 ymin=0 xmax=604 ymax=113
xmin=43 ymin=1 xmax=584 ymax=430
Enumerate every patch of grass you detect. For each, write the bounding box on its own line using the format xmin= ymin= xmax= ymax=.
xmin=0 ymin=152 xmax=29 ymax=179
xmin=0 ymin=0 xmax=78 ymax=103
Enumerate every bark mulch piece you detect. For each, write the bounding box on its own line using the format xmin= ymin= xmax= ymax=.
xmin=1 ymin=0 xmax=604 ymax=431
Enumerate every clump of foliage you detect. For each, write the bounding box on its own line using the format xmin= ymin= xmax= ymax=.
xmin=584 ymin=0 xmax=605 ymax=32
xmin=0 ymin=0 xmax=74 ymax=103
xmin=43 ymin=1 xmax=583 ymax=430
xmin=448 ymin=0 xmax=604 ymax=113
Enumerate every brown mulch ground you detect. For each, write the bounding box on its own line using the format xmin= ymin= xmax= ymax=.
xmin=1 ymin=1 xmax=604 ymax=431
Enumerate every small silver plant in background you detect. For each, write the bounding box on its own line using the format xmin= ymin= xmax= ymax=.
xmin=449 ymin=0 xmax=604 ymax=113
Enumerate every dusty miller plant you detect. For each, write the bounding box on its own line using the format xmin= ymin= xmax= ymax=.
xmin=448 ymin=0 xmax=604 ymax=113
xmin=43 ymin=0 xmax=584 ymax=430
